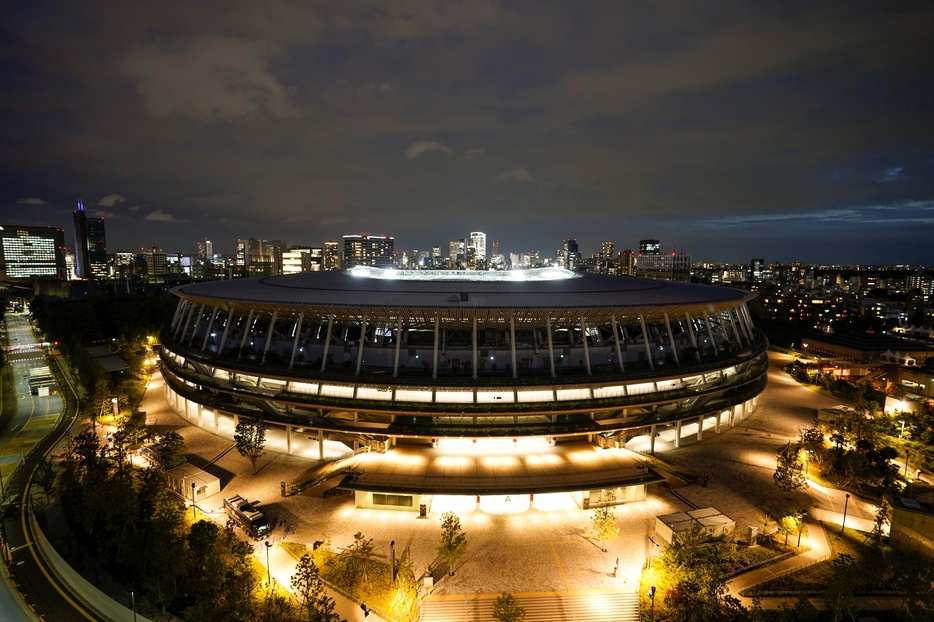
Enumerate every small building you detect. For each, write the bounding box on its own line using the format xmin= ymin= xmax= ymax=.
xmin=165 ymin=463 xmax=221 ymax=503
xmin=655 ymin=507 xmax=735 ymax=544
xmin=885 ymin=495 xmax=934 ymax=559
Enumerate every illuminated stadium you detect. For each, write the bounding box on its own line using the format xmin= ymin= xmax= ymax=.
xmin=160 ymin=268 xmax=767 ymax=513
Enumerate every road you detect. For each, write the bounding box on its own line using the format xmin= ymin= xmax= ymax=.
xmin=0 ymin=312 xmax=104 ymax=621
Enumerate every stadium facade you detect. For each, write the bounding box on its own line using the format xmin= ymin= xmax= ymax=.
xmin=160 ymin=268 xmax=767 ymax=513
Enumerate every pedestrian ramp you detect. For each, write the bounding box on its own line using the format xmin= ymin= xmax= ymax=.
xmin=421 ymin=590 xmax=640 ymax=622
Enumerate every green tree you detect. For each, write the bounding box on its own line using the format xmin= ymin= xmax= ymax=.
xmin=347 ymin=532 xmax=375 ymax=584
xmin=437 ymin=511 xmax=468 ymax=575
xmin=590 ymin=493 xmax=620 ymax=551
xmin=492 ymin=592 xmax=526 ymax=622
xmin=34 ymin=457 xmax=56 ymax=503
xmin=823 ymin=553 xmax=857 ymax=622
xmin=157 ymin=430 xmax=188 ymax=470
xmin=773 ymin=443 xmax=806 ymax=492
xmin=234 ymin=414 xmax=268 ymax=475
xmin=291 ymin=554 xmax=321 ymax=615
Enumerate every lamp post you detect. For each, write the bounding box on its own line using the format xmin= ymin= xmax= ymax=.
xmin=797 ymin=511 xmax=807 ymax=548
xmin=265 ymin=541 xmax=272 ymax=587
xmin=649 ymin=586 xmax=656 ymax=622
xmin=390 ymin=540 xmax=396 ymax=582
xmin=647 ymin=535 xmax=660 ymax=570
xmin=841 ymin=493 xmax=850 ymax=533
xmin=130 ymin=590 xmax=137 ymax=622
xmin=191 ymin=483 xmax=197 ymax=518
xmin=905 ymin=451 xmax=911 ymax=476
xmin=899 ymin=420 xmax=905 ymax=439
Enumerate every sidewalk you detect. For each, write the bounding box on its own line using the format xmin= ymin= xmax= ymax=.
xmin=726 ymin=519 xmax=831 ymax=606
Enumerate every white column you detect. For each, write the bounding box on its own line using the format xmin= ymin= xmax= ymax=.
xmin=179 ymin=303 xmax=199 ymax=342
xmin=286 ymin=425 xmax=292 ymax=455
xmin=725 ymin=308 xmax=743 ymax=345
xmin=187 ymin=304 xmax=205 ymax=345
xmin=472 ymin=316 xmax=479 ymax=380
xmin=684 ymin=312 xmax=701 ymax=361
xmin=356 ymin=315 xmax=367 ymax=375
xmin=639 ymin=314 xmax=655 ymax=370
xmin=432 ymin=314 xmax=440 ymax=379
xmin=546 ymin=316 xmax=556 ymax=378
xmin=663 ymin=312 xmax=680 ymax=366
xmin=174 ymin=301 xmax=192 ymax=338
xmin=201 ymin=305 xmax=219 ymax=351
xmin=697 ymin=415 xmax=704 ymax=441
xmin=213 ymin=409 xmax=219 ymax=434
xmin=674 ymin=419 xmax=682 ymax=448
xmin=217 ymin=308 xmax=235 ymax=357
xmin=703 ymin=314 xmax=718 ymax=358
xmin=580 ymin=316 xmax=592 ymax=376
xmin=611 ymin=315 xmax=625 ymax=373
xmin=318 ymin=428 xmax=324 ymax=460
xmin=238 ymin=309 xmax=255 ymax=362
xmin=170 ymin=298 xmax=185 ymax=330
xmin=321 ymin=314 xmax=334 ymax=372
xmin=715 ymin=412 xmax=721 ymax=434
xmin=740 ymin=305 xmax=755 ymax=342
xmin=649 ymin=424 xmax=657 ymax=454
xmin=289 ymin=313 xmax=304 ymax=369
xmin=393 ymin=318 xmax=403 ymax=378
xmin=509 ymin=315 xmax=518 ymax=379
xmin=261 ymin=311 xmax=278 ymax=365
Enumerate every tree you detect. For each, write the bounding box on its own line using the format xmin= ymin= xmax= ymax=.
xmin=437 ymin=511 xmax=468 ymax=575
xmin=34 ymin=457 xmax=56 ymax=503
xmin=823 ymin=553 xmax=857 ymax=622
xmin=157 ymin=430 xmax=188 ymax=470
xmin=773 ymin=443 xmax=807 ymax=492
xmin=291 ymin=554 xmax=322 ymax=616
xmin=234 ymin=414 xmax=268 ymax=475
xmin=347 ymin=532 xmax=375 ymax=584
xmin=492 ymin=592 xmax=526 ymax=622
xmin=590 ymin=492 xmax=620 ymax=551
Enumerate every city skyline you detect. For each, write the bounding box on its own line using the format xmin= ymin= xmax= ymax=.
xmin=2 ymin=3 xmax=933 ymax=265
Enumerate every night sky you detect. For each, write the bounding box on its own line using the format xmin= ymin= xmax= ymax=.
xmin=1 ymin=1 xmax=933 ymax=265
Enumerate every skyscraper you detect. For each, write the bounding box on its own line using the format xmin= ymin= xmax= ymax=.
xmin=750 ymin=259 xmax=764 ymax=283
xmin=469 ymin=232 xmax=487 ymax=267
xmin=72 ymin=200 xmax=107 ymax=279
xmin=324 ymin=240 xmax=340 ymax=270
xmin=639 ymin=239 xmax=660 ymax=255
xmin=563 ymin=238 xmax=580 ymax=270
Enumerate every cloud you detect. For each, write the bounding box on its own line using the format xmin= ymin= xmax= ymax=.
xmin=121 ymin=33 xmax=298 ymax=120
xmin=367 ymin=0 xmax=502 ymax=41
xmin=404 ymin=140 xmax=454 ymax=159
xmin=493 ymin=167 xmax=532 ymax=183
xmin=128 ymin=205 xmax=143 ymax=211
xmin=145 ymin=210 xmax=181 ymax=222
xmin=97 ymin=193 xmax=125 ymax=207
xmin=17 ymin=197 xmax=46 ymax=205
xmin=463 ymin=148 xmax=486 ymax=160
xmin=90 ymin=210 xmax=115 ymax=219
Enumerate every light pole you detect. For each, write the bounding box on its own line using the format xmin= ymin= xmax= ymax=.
xmin=905 ymin=451 xmax=911 ymax=477
xmin=649 ymin=586 xmax=656 ymax=622
xmin=265 ymin=541 xmax=273 ymax=587
xmin=191 ymin=483 xmax=197 ymax=518
xmin=130 ymin=590 xmax=137 ymax=622
xmin=841 ymin=493 xmax=850 ymax=533
xmin=390 ymin=540 xmax=396 ymax=582
xmin=647 ymin=535 xmax=660 ymax=570
xmin=899 ymin=420 xmax=905 ymax=439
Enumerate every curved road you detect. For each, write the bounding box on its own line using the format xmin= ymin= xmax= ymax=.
xmin=1 ymin=312 xmax=103 ymax=622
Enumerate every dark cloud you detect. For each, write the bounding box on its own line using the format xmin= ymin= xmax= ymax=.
xmin=0 ymin=0 xmax=932 ymax=263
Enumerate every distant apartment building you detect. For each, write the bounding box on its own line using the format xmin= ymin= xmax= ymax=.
xmin=282 ymin=246 xmax=324 ymax=274
xmin=635 ymin=252 xmax=691 ymax=283
xmin=324 ymin=240 xmax=340 ymax=270
xmin=0 ymin=225 xmax=66 ymax=280
xmin=343 ymin=233 xmax=395 ymax=268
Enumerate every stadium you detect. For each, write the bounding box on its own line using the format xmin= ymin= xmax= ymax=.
xmin=160 ymin=267 xmax=767 ymax=513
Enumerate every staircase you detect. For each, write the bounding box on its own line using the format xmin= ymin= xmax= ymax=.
xmin=421 ymin=591 xmax=640 ymax=622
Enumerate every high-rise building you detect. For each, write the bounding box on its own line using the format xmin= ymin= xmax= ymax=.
xmin=72 ymin=200 xmax=107 ymax=279
xmin=600 ymin=241 xmax=615 ymax=274
xmin=431 ymin=246 xmax=442 ymax=267
xmin=0 ymin=225 xmax=66 ymax=280
xmin=282 ymin=246 xmax=323 ymax=274
xmin=562 ymin=238 xmax=580 ymax=270
xmin=324 ymin=240 xmax=340 ymax=270
xmin=198 ymin=239 xmax=214 ymax=261
xmin=619 ymin=250 xmax=635 ymax=276
xmin=491 ymin=239 xmax=500 ymax=258
xmin=144 ymin=246 xmax=167 ymax=276
xmin=635 ymin=252 xmax=691 ymax=282
xmin=469 ymin=232 xmax=487 ymax=268
xmin=639 ymin=239 xmax=660 ymax=255
xmin=750 ymin=259 xmax=764 ymax=283
xmin=343 ymin=234 xmax=395 ymax=268
xmin=449 ymin=239 xmax=466 ymax=265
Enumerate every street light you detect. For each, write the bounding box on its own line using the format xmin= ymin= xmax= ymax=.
xmin=899 ymin=420 xmax=905 ymax=439
xmin=905 ymin=451 xmax=911 ymax=477
xmin=191 ymin=483 xmax=197 ymax=518
xmin=647 ymin=535 xmax=660 ymax=570
xmin=797 ymin=511 xmax=807 ymax=547
xmin=265 ymin=541 xmax=273 ymax=587
xmin=390 ymin=540 xmax=396 ymax=582
xmin=841 ymin=493 xmax=850 ymax=533
xmin=649 ymin=586 xmax=656 ymax=622
xmin=130 ymin=590 xmax=138 ymax=622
